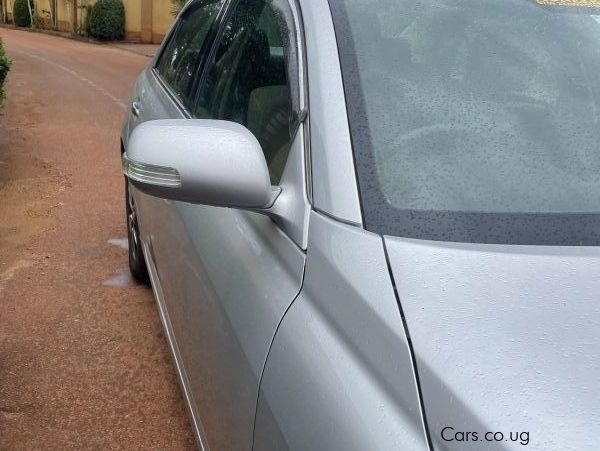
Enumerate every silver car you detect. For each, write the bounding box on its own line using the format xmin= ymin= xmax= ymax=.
xmin=121 ymin=0 xmax=600 ymax=449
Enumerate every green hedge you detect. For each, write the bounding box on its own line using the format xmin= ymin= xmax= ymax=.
xmin=89 ymin=0 xmax=125 ymax=41
xmin=13 ymin=0 xmax=33 ymax=28
xmin=0 ymin=38 xmax=10 ymax=108
xmin=83 ymin=4 xmax=93 ymax=36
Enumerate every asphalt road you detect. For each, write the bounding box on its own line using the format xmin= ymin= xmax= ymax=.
xmin=0 ymin=28 xmax=195 ymax=449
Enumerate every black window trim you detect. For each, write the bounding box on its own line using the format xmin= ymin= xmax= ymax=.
xmin=153 ymin=0 xmax=231 ymax=111
xmin=151 ymin=67 xmax=192 ymax=118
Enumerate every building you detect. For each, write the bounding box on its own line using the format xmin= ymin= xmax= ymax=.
xmin=1 ymin=0 xmax=174 ymax=44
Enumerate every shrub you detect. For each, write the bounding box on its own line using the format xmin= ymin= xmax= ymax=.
xmin=13 ymin=0 xmax=33 ymax=28
xmin=82 ymin=4 xmax=93 ymax=36
xmin=89 ymin=0 xmax=125 ymax=41
xmin=0 ymin=38 xmax=11 ymax=108
xmin=33 ymin=9 xmax=53 ymax=30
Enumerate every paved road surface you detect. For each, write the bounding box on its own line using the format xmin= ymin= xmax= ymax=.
xmin=0 ymin=29 xmax=195 ymax=449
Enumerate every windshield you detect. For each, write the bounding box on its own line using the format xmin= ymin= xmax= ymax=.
xmin=329 ymin=0 xmax=600 ymax=244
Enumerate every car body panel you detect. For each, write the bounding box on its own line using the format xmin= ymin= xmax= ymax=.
xmin=141 ymin=239 xmax=210 ymax=450
xmin=148 ymin=198 xmax=304 ymax=450
xmin=254 ymin=211 xmax=428 ymax=451
xmin=385 ymin=237 xmax=600 ymax=450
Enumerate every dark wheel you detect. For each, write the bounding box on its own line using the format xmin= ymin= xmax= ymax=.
xmin=125 ymin=177 xmax=150 ymax=284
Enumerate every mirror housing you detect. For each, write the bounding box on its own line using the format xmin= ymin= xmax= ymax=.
xmin=123 ymin=119 xmax=277 ymax=209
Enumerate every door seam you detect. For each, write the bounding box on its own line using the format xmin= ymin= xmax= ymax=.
xmin=382 ymin=237 xmax=434 ymax=451
xmin=250 ymin=253 xmax=307 ymax=451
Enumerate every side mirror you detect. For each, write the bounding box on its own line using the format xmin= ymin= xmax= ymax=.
xmin=123 ymin=119 xmax=278 ymax=209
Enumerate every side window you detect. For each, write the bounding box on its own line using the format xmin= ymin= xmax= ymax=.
xmin=194 ymin=0 xmax=300 ymax=184
xmin=155 ymin=0 xmax=225 ymax=107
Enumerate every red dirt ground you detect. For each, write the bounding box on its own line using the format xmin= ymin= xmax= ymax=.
xmin=0 ymin=28 xmax=195 ymax=450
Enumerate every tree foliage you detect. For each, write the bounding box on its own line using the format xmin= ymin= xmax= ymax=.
xmin=13 ymin=0 xmax=33 ymax=27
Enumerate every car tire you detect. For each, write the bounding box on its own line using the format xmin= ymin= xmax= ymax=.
xmin=125 ymin=177 xmax=150 ymax=284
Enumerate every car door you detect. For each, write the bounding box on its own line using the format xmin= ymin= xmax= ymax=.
xmin=146 ymin=1 xmax=309 ymax=450
xmin=128 ymin=0 xmax=227 ymax=255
